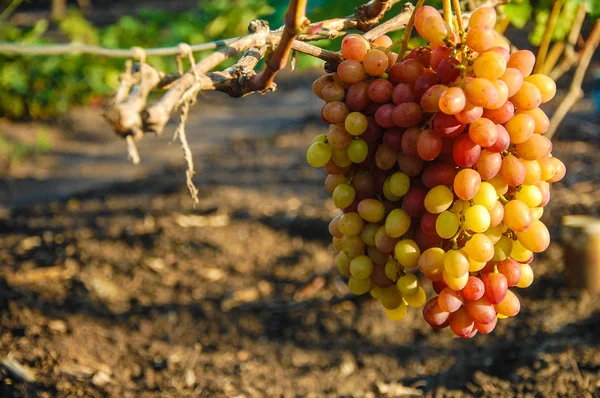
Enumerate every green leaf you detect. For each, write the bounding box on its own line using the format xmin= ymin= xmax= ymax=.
xmin=503 ymin=0 xmax=533 ymax=29
xmin=585 ymin=0 xmax=600 ymax=18
xmin=529 ymin=10 xmax=549 ymax=46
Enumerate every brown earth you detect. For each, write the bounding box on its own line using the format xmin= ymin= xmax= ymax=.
xmin=0 ymin=73 xmax=599 ymax=397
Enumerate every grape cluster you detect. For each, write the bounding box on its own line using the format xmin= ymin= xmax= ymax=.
xmin=308 ymin=6 xmax=565 ymax=337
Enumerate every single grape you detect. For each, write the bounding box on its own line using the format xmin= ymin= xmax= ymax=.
xmin=338 ymin=212 xmax=365 ymax=236
xmin=453 ymin=169 xmax=481 ymax=201
xmin=439 ymin=86 xmax=467 ymax=115
xmin=465 ymin=296 xmax=497 ymax=324
xmin=515 ymin=135 xmax=553 ymax=160
xmin=438 ymin=287 xmax=463 ymax=313
xmin=469 ymin=117 xmax=498 ymax=147
xmin=385 ymin=209 xmax=411 ymax=238
xmin=464 ymin=205 xmax=491 ymax=233
xmin=462 ymin=276 xmax=485 ymax=301
xmin=546 ymin=157 xmax=566 ymax=183
xmin=464 ymin=233 xmax=495 ymax=262
xmin=511 ymin=81 xmax=542 ymax=110
xmin=449 ymin=306 xmax=475 ymax=337
xmin=346 ymin=139 xmax=369 ymax=163
xmin=456 ymin=102 xmax=484 ymax=124
xmin=483 ymin=100 xmax=515 ymax=124
xmin=363 ymin=49 xmax=389 ymax=76
xmin=393 ymin=83 xmax=416 ymax=105
xmin=475 ymin=150 xmax=502 ymax=180
xmin=402 ymin=187 xmax=427 ymax=217
xmin=321 ymin=83 xmax=346 ymax=102
xmin=395 ymin=239 xmax=421 ymax=269
xmin=349 ymin=276 xmax=371 ymax=295
xmin=336 ymin=251 xmax=351 ymax=275
xmin=342 ymin=234 xmax=365 ymax=258
xmin=420 ymin=15 xmax=450 ymax=45
xmin=346 ymin=81 xmax=370 ymax=112
xmin=389 ymin=59 xmax=426 ymax=85
xmin=444 ymin=249 xmax=470 ymax=278
xmin=313 ymin=75 xmax=336 ymax=99
xmin=437 ymin=58 xmax=461 ymax=84
xmin=433 ymin=113 xmax=466 ymax=138
xmin=332 ymin=184 xmax=356 ymax=209
xmin=499 ymin=154 xmax=526 ymax=186
xmin=419 ymin=247 xmax=446 ymax=281
xmin=524 ymin=74 xmax=556 ymax=103
xmin=487 ymin=124 xmax=510 ymax=153
xmin=516 ymin=107 xmax=550 ymax=134
xmin=392 ymin=102 xmax=423 ymax=128
xmin=307 ymin=142 xmax=332 ymax=168
xmin=385 ymin=302 xmax=408 ymax=320
xmin=436 ymin=211 xmax=460 ymax=239
xmin=337 ymin=60 xmax=366 ymax=84
xmin=421 ymin=84 xmax=449 ymax=113
xmin=507 ymin=50 xmax=535 ymax=76
xmin=368 ymin=79 xmax=394 ymax=103
xmin=473 ymin=51 xmax=507 ymax=80
xmin=516 ymin=219 xmax=550 ymax=253
xmin=417 ymin=129 xmax=443 ymax=161
xmin=423 ymin=297 xmax=450 ymax=328
xmin=397 ymin=154 xmax=424 ymax=177
xmin=422 ymin=162 xmax=457 ymax=188
xmin=358 ymin=198 xmax=386 ymax=223
xmin=453 ymin=135 xmax=482 ymax=168
xmin=469 ymin=7 xmax=497 ymax=28
xmin=372 ymin=35 xmax=393 ymax=48
xmin=389 ymin=172 xmax=411 ymax=197
xmin=466 ymin=25 xmax=494 ymax=52
xmin=489 ymin=200 xmax=505 ymax=227
xmin=341 ymin=34 xmax=370 ymax=61
xmin=465 ymin=78 xmax=499 ymax=108
xmin=517 ymin=263 xmax=534 ymax=288
xmin=397 ymin=273 xmax=419 ymax=296
xmin=494 ymin=289 xmax=520 ymax=317
xmin=360 ymin=222 xmax=380 ymax=246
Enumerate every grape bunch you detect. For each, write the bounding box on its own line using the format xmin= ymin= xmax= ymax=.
xmin=308 ymin=5 xmax=565 ymax=337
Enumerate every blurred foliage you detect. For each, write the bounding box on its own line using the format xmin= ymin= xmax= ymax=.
xmin=0 ymin=0 xmax=597 ymax=120
xmin=0 ymin=128 xmax=52 ymax=170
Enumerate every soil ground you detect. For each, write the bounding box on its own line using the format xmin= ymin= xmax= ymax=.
xmin=0 ymin=71 xmax=599 ymax=397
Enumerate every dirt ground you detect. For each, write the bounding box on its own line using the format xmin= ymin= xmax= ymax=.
xmin=0 ymin=73 xmax=599 ymax=397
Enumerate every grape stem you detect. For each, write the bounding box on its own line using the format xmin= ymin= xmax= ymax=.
xmin=451 ymin=0 xmax=464 ymax=34
xmin=533 ymin=0 xmax=564 ymax=74
xmin=443 ymin=0 xmax=453 ymax=28
xmin=389 ymin=0 xmax=426 ymax=59
xmin=546 ymin=19 xmax=600 ymax=139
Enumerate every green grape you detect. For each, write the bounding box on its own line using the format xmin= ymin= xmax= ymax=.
xmin=350 ymin=255 xmax=374 ymax=279
xmin=436 ymin=211 xmax=460 ymax=239
xmin=464 ymin=205 xmax=491 ymax=233
xmin=473 ymin=182 xmax=498 ymax=210
xmin=338 ymin=212 xmax=364 ymax=236
xmin=307 ymin=142 xmax=332 ymax=168
xmin=332 ymin=184 xmax=356 ymax=209
xmin=347 ymin=139 xmax=369 ymax=163
xmin=424 ymin=185 xmax=454 ymax=214
xmin=383 ymin=178 xmax=402 ymax=201
xmin=349 ymin=276 xmax=372 ymax=295
xmin=394 ymin=239 xmax=421 ymax=269
xmin=444 ymin=249 xmax=470 ymax=278
xmin=385 ymin=209 xmax=411 ymax=238
xmin=396 ymin=273 xmax=419 ymax=296
xmin=493 ymin=236 xmax=513 ymax=261
xmin=389 ymin=172 xmax=410 ymax=197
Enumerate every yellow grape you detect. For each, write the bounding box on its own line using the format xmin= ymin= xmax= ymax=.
xmin=487 ymin=174 xmax=508 ymax=196
xmin=379 ymin=286 xmax=404 ymax=309
xmin=505 ymin=113 xmax=535 ymax=144
xmin=347 ymin=139 xmax=369 ymax=163
xmin=345 ymin=112 xmax=368 ymax=135
xmin=524 ymin=74 xmax=556 ymax=103
xmin=473 ymin=182 xmax=498 ymax=210
xmin=383 ymin=178 xmax=402 ymax=202
xmin=332 ymin=184 xmax=356 ymax=208
xmin=424 ymin=185 xmax=454 ymax=214
xmin=466 ymin=25 xmax=494 ymax=52
xmin=493 ymin=236 xmax=513 ymax=261
xmin=385 ymin=302 xmax=408 ymax=320
xmin=444 ymin=249 xmax=470 ymax=278
xmin=307 ymin=142 xmax=332 ymax=168
xmin=331 ymin=147 xmax=352 ymax=167
xmin=522 ymin=160 xmax=542 ymax=185
xmin=439 ymin=86 xmax=467 ymax=115
xmin=464 ymin=205 xmax=491 ymax=233
xmin=466 ymin=78 xmax=499 ymax=108
xmin=464 ymin=233 xmax=495 ymax=262
xmin=342 ymin=234 xmax=365 ymax=258
xmin=389 ymin=172 xmax=411 ymax=197
xmin=397 ymin=273 xmax=419 ymax=296
xmin=443 ymin=270 xmax=469 ymax=290
xmin=349 ymin=276 xmax=372 ymax=295
xmin=516 ymin=263 xmax=534 ymax=288
xmin=436 ymin=211 xmax=460 ymax=239
xmin=516 ymin=134 xmax=553 ymax=160
xmin=394 ymin=239 xmax=421 ymax=269
xmin=336 ymin=251 xmax=351 ymax=276
xmin=469 ymin=7 xmax=497 ymax=28
xmin=360 ymin=223 xmax=380 ymax=246
xmin=507 ymin=50 xmax=535 ymax=77
xmin=531 ymin=207 xmax=544 ymax=220
xmin=358 ymin=198 xmax=385 ymax=222
xmin=517 ymin=219 xmax=550 ymax=252
xmin=469 ymin=257 xmax=487 ymax=272
xmin=489 ymin=200 xmax=505 ymax=227
xmin=350 ymin=255 xmax=373 ymax=279
xmin=510 ymin=239 xmax=533 ymax=262
xmin=473 ymin=52 xmax=507 ymax=80
xmin=385 ymin=209 xmax=411 ymax=238
xmin=503 ymin=200 xmax=532 ymax=232
xmin=511 ymin=81 xmax=542 ymax=110
xmin=363 ymin=49 xmax=389 ymax=76
xmin=418 ymin=247 xmax=446 ymax=280
xmin=385 ymin=257 xmax=401 ymax=280
xmin=485 ymin=224 xmax=504 ymax=243
xmin=516 ymin=185 xmax=543 ymax=208
xmin=517 ymin=107 xmax=550 ymax=134
xmin=338 ymin=212 xmax=364 ymax=236
xmin=403 ymin=286 xmax=427 ymax=307
xmin=421 ymin=15 xmax=449 ymax=45
xmin=333 ymin=236 xmax=343 ymax=252
xmin=489 ymin=79 xmax=509 ymax=110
